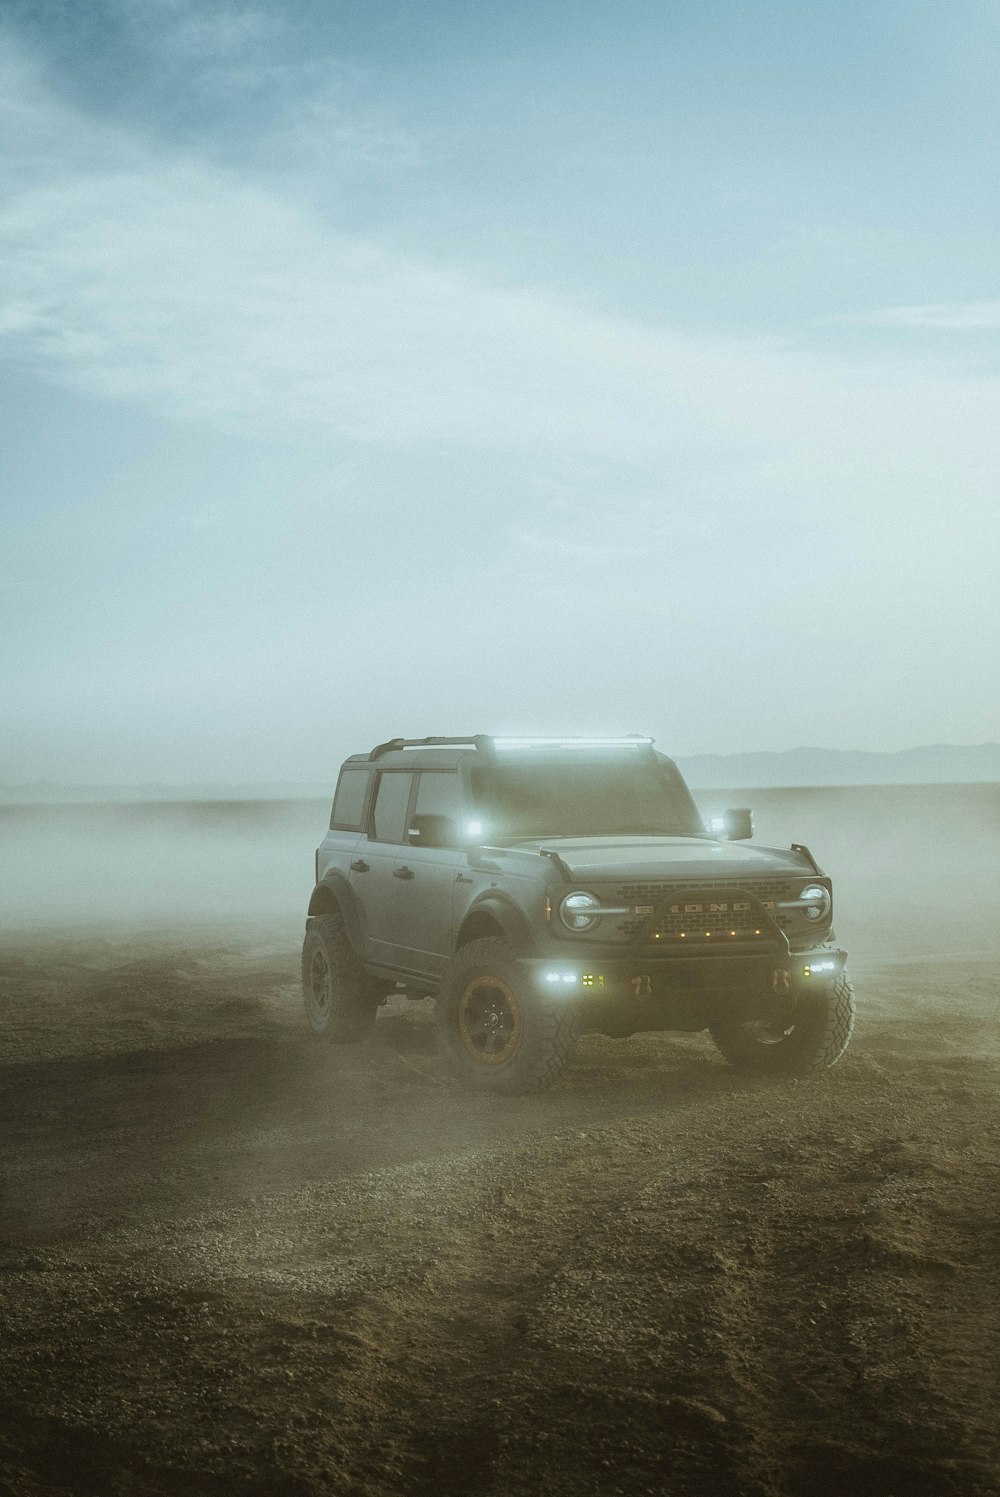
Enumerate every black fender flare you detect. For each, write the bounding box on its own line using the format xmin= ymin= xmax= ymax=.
xmin=306 ymin=874 xmax=367 ymax=954
xmin=457 ymin=893 xmax=533 ymax=954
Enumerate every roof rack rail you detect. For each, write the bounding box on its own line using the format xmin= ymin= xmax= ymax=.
xmin=368 ymin=735 xmax=491 ymax=761
xmin=367 ymin=734 xmax=655 ymax=762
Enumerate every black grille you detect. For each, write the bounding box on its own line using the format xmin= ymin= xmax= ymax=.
xmin=613 ymin=878 xmax=801 ymax=947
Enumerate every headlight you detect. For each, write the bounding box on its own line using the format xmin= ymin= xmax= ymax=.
xmin=559 ymin=891 xmax=601 ymax=931
xmin=799 ymin=884 xmax=831 ymax=921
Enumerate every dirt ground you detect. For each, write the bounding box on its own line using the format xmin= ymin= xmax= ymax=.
xmin=1 ymin=794 xmax=999 ymax=1496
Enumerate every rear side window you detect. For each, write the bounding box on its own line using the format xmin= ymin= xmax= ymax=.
xmin=370 ymin=772 xmax=414 ymax=844
xmin=331 ymin=767 xmax=371 ymax=830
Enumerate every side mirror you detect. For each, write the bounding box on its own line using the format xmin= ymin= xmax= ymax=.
xmin=707 ymin=808 xmax=754 ymax=841
xmin=407 ymin=813 xmax=459 ymax=849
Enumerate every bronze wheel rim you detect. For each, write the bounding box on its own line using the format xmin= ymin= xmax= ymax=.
xmin=306 ymin=947 xmax=331 ymax=1026
xmin=458 ymin=974 xmax=523 ymax=1065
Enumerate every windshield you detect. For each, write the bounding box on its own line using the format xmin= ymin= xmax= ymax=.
xmin=471 ymin=757 xmax=704 ymax=841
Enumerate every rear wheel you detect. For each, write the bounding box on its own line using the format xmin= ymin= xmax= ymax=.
xmin=301 ymin=913 xmax=382 ymax=1043
xmin=710 ymin=970 xmax=856 ymax=1074
xmin=437 ymin=938 xmax=579 ymax=1093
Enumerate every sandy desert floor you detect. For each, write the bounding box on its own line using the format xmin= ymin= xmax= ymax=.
xmin=1 ymin=791 xmax=998 ymax=1496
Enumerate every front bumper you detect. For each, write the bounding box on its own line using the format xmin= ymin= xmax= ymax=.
xmin=517 ymin=946 xmax=848 ymax=1030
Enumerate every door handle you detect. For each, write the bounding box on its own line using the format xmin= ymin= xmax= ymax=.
xmin=393 ymin=866 xmax=415 ymax=880
xmin=351 ymin=859 xmax=370 ymax=873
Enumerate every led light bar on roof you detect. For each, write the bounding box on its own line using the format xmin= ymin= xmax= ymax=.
xmin=492 ymin=736 xmax=654 ymax=750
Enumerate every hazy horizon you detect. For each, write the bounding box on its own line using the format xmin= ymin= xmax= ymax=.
xmin=3 ymin=737 xmax=1000 ymax=799
xmin=4 ymin=783 xmax=998 ymax=958
xmin=2 ymin=2 xmax=998 ymax=782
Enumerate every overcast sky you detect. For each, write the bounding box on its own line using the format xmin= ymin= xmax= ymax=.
xmin=2 ymin=0 xmax=999 ymax=784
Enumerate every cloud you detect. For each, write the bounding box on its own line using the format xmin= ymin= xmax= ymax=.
xmin=1 ymin=31 xmax=999 ymax=540
xmin=0 ymin=43 xmax=749 ymax=459
xmin=2 ymin=22 xmax=1000 ymax=769
xmin=110 ymin=0 xmax=280 ymax=61
xmin=830 ymin=300 xmax=1000 ymax=330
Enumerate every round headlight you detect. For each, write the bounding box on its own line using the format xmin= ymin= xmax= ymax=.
xmin=799 ymin=884 xmax=831 ymax=921
xmin=559 ymin=891 xmax=600 ymax=931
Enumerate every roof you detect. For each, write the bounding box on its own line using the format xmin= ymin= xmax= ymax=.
xmin=342 ymin=735 xmax=660 ymax=773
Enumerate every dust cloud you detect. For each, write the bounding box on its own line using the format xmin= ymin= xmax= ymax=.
xmin=698 ymin=781 xmax=1000 ymax=962
xmin=3 ymin=782 xmax=997 ymax=957
xmin=0 ymin=797 xmax=324 ymax=931
xmin=696 ymin=782 xmax=1000 ymax=1064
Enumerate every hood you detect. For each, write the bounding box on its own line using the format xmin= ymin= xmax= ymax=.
xmin=511 ymin=835 xmax=817 ymax=883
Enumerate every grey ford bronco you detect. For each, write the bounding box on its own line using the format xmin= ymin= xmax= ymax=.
xmin=301 ymin=735 xmax=855 ymax=1092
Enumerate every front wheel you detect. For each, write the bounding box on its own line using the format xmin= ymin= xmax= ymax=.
xmin=436 ymin=938 xmax=579 ymax=1094
xmin=710 ymin=970 xmax=856 ymax=1074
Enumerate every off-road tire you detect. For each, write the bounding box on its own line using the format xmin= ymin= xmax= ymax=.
xmin=301 ymin=914 xmax=382 ymax=1043
xmin=710 ymin=970 xmax=856 ymax=1074
xmin=436 ymin=937 xmax=579 ymax=1094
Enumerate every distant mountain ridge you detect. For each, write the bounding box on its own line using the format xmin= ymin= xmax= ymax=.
xmin=676 ymin=742 xmax=1000 ymax=788
xmin=1 ymin=743 xmax=999 ymax=801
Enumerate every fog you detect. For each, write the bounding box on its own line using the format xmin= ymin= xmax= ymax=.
xmin=3 ymin=784 xmax=997 ymax=966
xmin=698 ymin=782 xmax=1000 ymax=964
xmin=0 ymin=798 xmax=318 ymax=931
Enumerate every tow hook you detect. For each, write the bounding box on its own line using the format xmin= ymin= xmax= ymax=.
xmin=772 ymin=968 xmax=790 ymax=994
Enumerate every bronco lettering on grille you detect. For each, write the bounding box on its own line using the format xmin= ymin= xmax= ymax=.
xmin=662 ymin=899 xmax=775 ymax=915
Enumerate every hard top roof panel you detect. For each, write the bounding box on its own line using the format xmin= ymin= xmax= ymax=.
xmin=343 ymin=747 xmax=472 ymax=770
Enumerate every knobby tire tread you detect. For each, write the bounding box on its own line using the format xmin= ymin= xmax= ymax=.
xmin=438 ymin=937 xmax=579 ymax=1094
xmin=711 ymin=970 xmax=856 ymax=1074
xmin=302 ymin=913 xmax=380 ymax=1044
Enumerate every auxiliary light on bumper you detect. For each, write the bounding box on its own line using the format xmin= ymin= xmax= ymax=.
xmin=535 ymin=949 xmax=846 ymax=994
xmin=801 ymin=954 xmax=845 ymax=978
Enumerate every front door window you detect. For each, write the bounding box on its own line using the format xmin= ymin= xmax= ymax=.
xmin=411 ymin=770 xmax=462 ymax=836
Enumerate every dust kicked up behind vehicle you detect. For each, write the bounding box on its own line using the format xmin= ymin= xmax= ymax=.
xmin=301 ymin=735 xmax=855 ymax=1092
